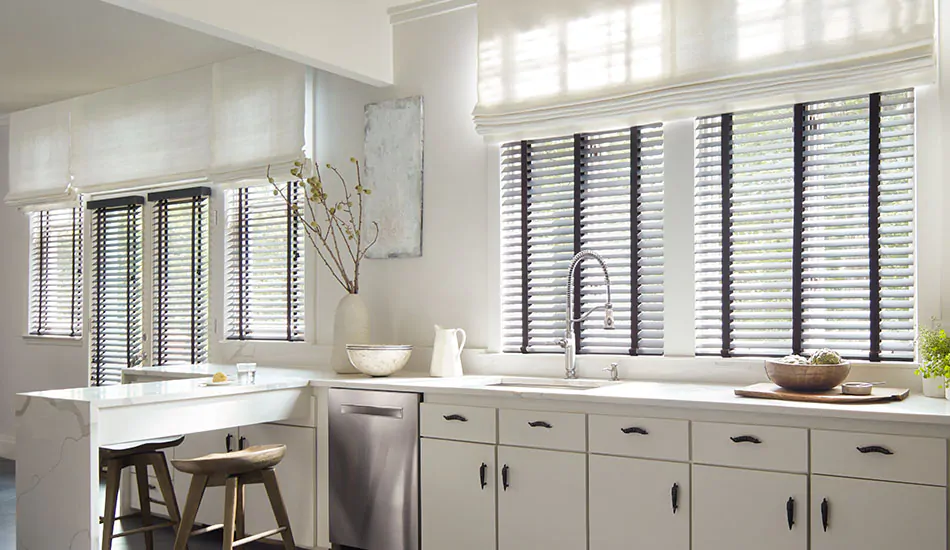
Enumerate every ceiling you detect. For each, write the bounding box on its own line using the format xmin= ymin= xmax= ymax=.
xmin=0 ymin=0 xmax=251 ymax=115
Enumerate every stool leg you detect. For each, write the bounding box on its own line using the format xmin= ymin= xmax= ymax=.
xmin=235 ymin=478 xmax=246 ymax=540
xmin=150 ymin=453 xmax=186 ymax=548
xmin=101 ymin=458 xmax=122 ymax=550
xmin=222 ymin=477 xmax=239 ymax=549
xmin=261 ymin=469 xmax=296 ymax=550
xmin=134 ymin=458 xmax=154 ymax=550
xmin=174 ymin=474 xmax=208 ymax=550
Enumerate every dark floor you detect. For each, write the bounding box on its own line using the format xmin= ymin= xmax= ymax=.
xmin=0 ymin=458 xmax=291 ymax=549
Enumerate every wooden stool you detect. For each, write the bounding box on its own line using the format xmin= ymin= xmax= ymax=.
xmin=100 ymin=434 xmax=186 ymax=550
xmin=171 ymin=444 xmax=296 ymax=550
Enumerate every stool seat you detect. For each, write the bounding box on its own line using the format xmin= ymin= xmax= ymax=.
xmin=100 ymin=435 xmax=185 ymax=460
xmin=172 ymin=444 xmax=286 ymax=477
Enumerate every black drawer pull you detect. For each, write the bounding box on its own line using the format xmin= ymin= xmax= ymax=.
xmin=443 ymin=414 xmax=468 ymax=422
xmin=730 ymin=435 xmax=762 ymax=444
xmin=502 ymin=464 xmax=510 ymax=491
xmin=479 ymin=463 xmax=487 ymax=489
xmin=821 ymin=498 xmax=829 ymax=531
xmin=528 ymin=421 xmax=553 ymax=429
xmin=238 ymin=436 xmax=247 ymax=450
xmin=671 ymin=483 xmax=679 ymax=514
xmin=621 ymin=426 xmax=649 ymax=435
xmin=225 ymin=433 xmax=234 ymax=452
xmin=857 ymin=445 xmax=893 ymax=455
xmin=786 ymin=497 xmax=795 ymax=530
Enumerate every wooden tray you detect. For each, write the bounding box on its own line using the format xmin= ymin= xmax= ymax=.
xmin=735 ymin=383 xmax=910 ymax=404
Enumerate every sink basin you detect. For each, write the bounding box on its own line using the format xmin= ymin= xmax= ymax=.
xmin=486 ymin=377 xmax=620 ymax=391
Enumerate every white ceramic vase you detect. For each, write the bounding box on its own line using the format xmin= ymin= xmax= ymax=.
xmin=331 ymin=293 xmax=371 ymax=374
xmin=922 ymin=376 xmax=945 ymax=398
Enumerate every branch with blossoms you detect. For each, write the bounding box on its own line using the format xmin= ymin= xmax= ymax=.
xmin=268 ymin=158 xmax=379 ymax=294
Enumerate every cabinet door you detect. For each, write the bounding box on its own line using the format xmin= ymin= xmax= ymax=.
xmin=692 ymin=465 xmax=807 ymax=550
xmin=589 ymin=454 xmax=689 ymax=550
xmin=812 ymin=475 xmax=946 ymax=550
xmin=497 ymin=446 xmax=586 ymax=550
xmin=240 ymin=423 xmax=317 ymax=549
xmin=421 ymin=439 xmax=496 ymax=550
xmin=172 ymin=429 xmax=233 ymax=527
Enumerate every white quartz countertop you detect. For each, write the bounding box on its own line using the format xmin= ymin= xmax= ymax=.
xmin=21 ymin=363 xmax=950 ymax=426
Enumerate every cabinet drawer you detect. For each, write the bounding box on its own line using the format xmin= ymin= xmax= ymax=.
xmin=421 ymin=403 xmax=496 ymax=444
xmin=692 ymin=422 xmax=807 ymax=473
xmin=589 ymin=415 xmax=689 ymax=462
xmin=812 ymin=430 xmax=947 ymax=486
xmin=499 ymin=409 xmax=585 ymax=452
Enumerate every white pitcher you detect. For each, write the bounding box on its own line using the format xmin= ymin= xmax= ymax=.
xmin=430 ymin=325 xmax=466 ymax=377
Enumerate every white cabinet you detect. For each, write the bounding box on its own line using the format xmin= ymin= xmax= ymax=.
xmin=811 ymin=475 xmax=946 ymax=550
xmin=497 ymin=446 xmax=586 ymax=550
xmin=692 ymin=465 xmax=807 ymax=550
xmin=589 ymin=454 xmax=689 ymax=550
xmin=240 ymin=423 xmax=317 ymax=549
xmin=421 ymin=438 xmax=496 ymax=550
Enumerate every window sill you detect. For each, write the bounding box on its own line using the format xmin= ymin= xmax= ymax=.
xmin=21 ymin=334 xmax=83 ymax=346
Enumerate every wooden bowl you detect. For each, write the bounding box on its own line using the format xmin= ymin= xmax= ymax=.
xmin=764 ymin=360 xmax=851 ymax=392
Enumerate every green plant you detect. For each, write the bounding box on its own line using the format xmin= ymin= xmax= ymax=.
xmin=916 ymin=324 xmax=950 ymax=380
xmin=808 ymin=348 xmax=842 ymax=365
xmin=268 ymin=158 xmax=378 ymax=294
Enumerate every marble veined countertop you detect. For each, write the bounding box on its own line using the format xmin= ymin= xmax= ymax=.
xmin=19 ymin=363 xmax=950 ymax=426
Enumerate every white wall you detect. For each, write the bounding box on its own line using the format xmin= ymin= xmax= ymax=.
xmin=0 ymin=123 xmax=88 ymax=459
xmin=98 ymin=0 xmax=394 ymax=86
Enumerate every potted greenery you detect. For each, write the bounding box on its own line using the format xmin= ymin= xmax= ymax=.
xmin=269 ymin=158 xmax=379 ymax=373
xmin=916 ymin=325 xmax=950 ymax=398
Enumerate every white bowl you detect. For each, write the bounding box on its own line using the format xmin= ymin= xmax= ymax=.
xmin=346 ymin=345 xmax=413 ymax=377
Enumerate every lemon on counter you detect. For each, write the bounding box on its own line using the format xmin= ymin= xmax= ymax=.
xmin=212 ymin=371 xmax=228 ymax=383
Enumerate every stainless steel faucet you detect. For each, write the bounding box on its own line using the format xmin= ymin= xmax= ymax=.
xmin=557 ymin=250 xmax=614 ymax=379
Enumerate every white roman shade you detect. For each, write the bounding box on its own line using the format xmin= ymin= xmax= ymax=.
xmin=212 ymin=53 xmax=307 ymax=184
xmin=70 ymin=66 xmax=213 ymax=194
xmin=474 ymin=0 xmax=935 ymax=140
xmin=6 ymin=101 xmax=73 ymax=207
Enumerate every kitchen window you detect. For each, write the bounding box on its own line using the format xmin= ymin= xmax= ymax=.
xmin=28 ymin=207 xmax=83 ymax=337
xmin=150 ymin=187 xmax=211 ymax=365
xmin=225 ymin=183 xmax=305 ymax=341
xmin=89 ymin=197 xmax=145 ymax=386
xmin=694 ymin=89 xmax=915 ymax=361
xmin=501 ymin=124 xmax=665 ymax=355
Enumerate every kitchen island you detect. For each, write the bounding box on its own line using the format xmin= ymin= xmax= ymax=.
xmin=16 ymin=365 xmax=950 ymax=550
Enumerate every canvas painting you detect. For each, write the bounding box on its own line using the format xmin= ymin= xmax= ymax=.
xmin=363 ymin=96 xmax=424 ymax=258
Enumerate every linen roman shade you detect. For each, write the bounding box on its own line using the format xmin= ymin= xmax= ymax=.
xmin=5 ymin=101 xmax=73 ymax=207
xmin=211 ymin=53 xmax=307 ymax=184
xmin=474 ymin=0 xmax=935 ymax=140
xmin=70 ymin=66 xmax=213 ymax=194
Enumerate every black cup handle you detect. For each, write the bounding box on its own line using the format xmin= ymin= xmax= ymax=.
xmin=621 ymin=426 xmax=649 ymax=435
xmin=671 ymin=483 xmax=679 ymax=514
xmin=479 ymin=463 xmax=487 ymax=489
xmin=857 ymin=445 xmax=893 ymax=455
xmin=502 ymin=464 xmax=510 ymax=491
xmin=528 ymin=421 xmax=553 ymax=429
xmin=730 ymin=435 xmax=762 ymax=444
xmin=443 ymin=414 xmax=468 ymax=422
xmin=786 ymin=497 xmax=795 ymax=530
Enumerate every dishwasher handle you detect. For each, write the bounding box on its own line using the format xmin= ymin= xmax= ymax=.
xmin=339 ymin=403 xmax=405 ymax=419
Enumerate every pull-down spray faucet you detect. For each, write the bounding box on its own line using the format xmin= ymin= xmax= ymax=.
xmin=557 ymin=250 xmax=614 ymax=379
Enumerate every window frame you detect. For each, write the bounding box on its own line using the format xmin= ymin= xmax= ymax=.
xmin=500 ymin=123 xmax=666 ymax=356
xmin=693 ymin=89 xmax=916 ymax=362
xmin=27 ymin=206 xmax=83 ymax=339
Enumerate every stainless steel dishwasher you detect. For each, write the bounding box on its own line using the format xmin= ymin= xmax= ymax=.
xmin=328 ymin=388 xmax=420 ymax=550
